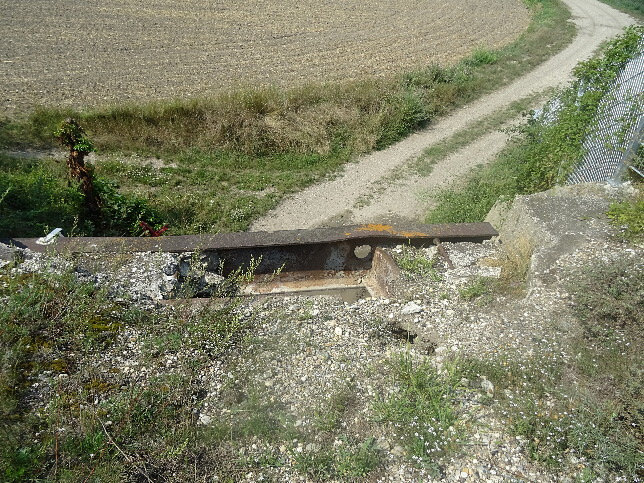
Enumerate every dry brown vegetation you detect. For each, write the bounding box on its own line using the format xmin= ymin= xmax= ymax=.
xmin=0 ymin=0 xmax=530 ymax=114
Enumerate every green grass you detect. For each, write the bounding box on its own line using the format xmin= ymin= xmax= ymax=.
xmin=426 ymin=26 xmax=644 ymax=224
xmin=0 ymin=0 xmax=575 ymax=236
xmin=458 ymin=277 xmax=494 ymax=302
xmin=371 ymin=353 xmax=464 ymax=469
xmin=425 ymin=155 xmax=522 ymax=223
xmin=294 ymin=438 xmax=381 ymax=480
xmin=207 ymin=394 xmax=298 ymax=444
xmin=0 ymin=268 xmax=251 ymax=481
xmin=395 ymin=245 xmax=440 ymax=280
xmin=607 ymin=187 xmax=644 ymax=241
xmin=598 ymin=0 xmax=644 ymax=20
xmin=96 ymin=148 xmax=354 ymax=234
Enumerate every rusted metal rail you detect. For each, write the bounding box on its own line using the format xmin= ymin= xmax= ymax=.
xmin=2 ymin=222 xmax=498 ymax=300
xmin=5 ymin=222 xmax=496 ymax=254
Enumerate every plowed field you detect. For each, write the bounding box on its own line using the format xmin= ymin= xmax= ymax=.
xmin=0 ymin=0 xmax=530 ymax=114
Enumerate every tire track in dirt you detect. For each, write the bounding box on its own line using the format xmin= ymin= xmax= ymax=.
xmin=251 ymin=0 xmax=636 ymax=232
xmin=345 ymin=120 xmax=518 ymax=226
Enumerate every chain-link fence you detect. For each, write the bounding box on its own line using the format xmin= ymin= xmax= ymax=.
xmin=568 ymin=40 xmax=644 ymax=184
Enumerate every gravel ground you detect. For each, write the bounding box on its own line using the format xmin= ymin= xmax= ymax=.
xmin=195 ymin=183 xmax=641 ymax=481
xmin=0 ymin=0 xmax=530 ymax=115
xmin=5 ymin=183 xmax=641 ymax=481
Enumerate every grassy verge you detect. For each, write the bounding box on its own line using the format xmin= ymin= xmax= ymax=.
xmin=0 ymin=0 xmax=574 ymax=236
xmin=426 ymin=26 xmax=643 ymax=224
xmin=598 ymin=0 xmax=644 ymax=20
xmin=0 ymin=268 xmax=251 ymax=481
xmin=462 ymin=256 xmax=643 ymax=481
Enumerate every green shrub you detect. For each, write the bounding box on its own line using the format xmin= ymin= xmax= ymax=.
xmin=0 ymin=154 xmax=161 ymax=237
xmin=607 ymin=189 xmax=644 ymax=241
xmin=92 ymin=177 xmax=162 ymax=236
xmin=0 ymin=164 xmax=86 ymax=237
xmin=375 ymin=89 xmax=431 ymax=149
xmin=466 ymin=48 xmax=500 ymax=66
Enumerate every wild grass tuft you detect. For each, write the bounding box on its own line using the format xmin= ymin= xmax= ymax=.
xmin=458 ymin=277 xmax=494 ymax=302
xmin=372 ymin=352 xmax=463 ymax=468
xmin=313 ymin=384 xmax=357 ymax=432
xmin=395 ymin=246 xmax=440 ymax=280
xmin=480 ymin=235 xmax=534 ymax=297
xmin=294 ymin=438 xmax=381 ymax=480
xmin=466 ymin=48 xmax=500 ymax=67
xmin=606 ymin=187 xmax=643 ymax=241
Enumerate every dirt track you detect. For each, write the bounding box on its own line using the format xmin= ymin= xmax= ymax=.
xmin=0 ymin=0 xmax=529 ymax=115
xmin=251 ymin=0 xmax=637 ymax=231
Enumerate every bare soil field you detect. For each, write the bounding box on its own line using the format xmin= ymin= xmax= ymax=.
xmin=0 ymin=0 xmax=530 ymax=115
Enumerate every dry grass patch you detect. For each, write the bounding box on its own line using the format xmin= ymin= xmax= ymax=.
xmin=482 ymin=236 xmax=534 ymax=295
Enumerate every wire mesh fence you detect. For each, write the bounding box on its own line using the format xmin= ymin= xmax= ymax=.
xmin=568 ymin=40 xmax=644 ymax=184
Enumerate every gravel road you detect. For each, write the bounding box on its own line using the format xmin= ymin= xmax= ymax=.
xmin=0 ymin=0 xmax=529 ymax=115
xmin=250 ymin=0 xmax=637 ymax=232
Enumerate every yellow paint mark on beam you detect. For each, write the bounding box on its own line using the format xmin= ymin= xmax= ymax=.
xmin=353 ymin=224 xmax=426 ymax=238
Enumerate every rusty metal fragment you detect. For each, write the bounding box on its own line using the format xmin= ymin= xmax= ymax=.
xmin=433 ymin=237 xmax=455 ymax=269
xmin=4 ymin=222 xmax=497 ymax=255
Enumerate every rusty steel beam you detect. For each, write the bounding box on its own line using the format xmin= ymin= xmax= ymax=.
xmin=3 ymin=222 xmax=497 ymax=254
xmin=2 ymin=222 xmax=498 ymax=300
